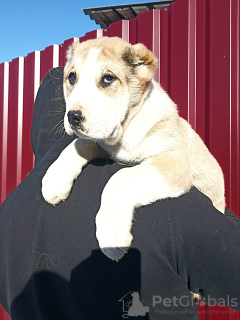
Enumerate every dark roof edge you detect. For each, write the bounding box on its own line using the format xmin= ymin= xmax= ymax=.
xmin=83 ymin=1 xmax=175 ymax=14
xmin=83 ymin=1 xmax=176 ymax=28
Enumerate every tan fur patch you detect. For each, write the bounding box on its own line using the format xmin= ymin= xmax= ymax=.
xmin=148 ymin=151 xmax=192 ymax=192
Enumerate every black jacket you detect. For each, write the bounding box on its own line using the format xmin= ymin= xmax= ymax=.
xmin=0 ymin=68 xmax=240 ymax=320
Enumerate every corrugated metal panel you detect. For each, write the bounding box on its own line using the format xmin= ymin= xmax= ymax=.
xmin=40 ymin=45 xmax=59 ymax=82
xmin=230 ymin=0 xmax=240 ymax=217
xmin=59 ymin=38 xmax=79 ymax=67
xmin=0 ymin=62 xmax=9 ymax=204
xmin=6 ymin=58 xmax=21 ymax=199
xmin=0 ymin=0 xmax=239 ymax=239
xmin=0 ymin=305 xmax=10 ymax=320
xmin=22 ymin=51 xmax=39 ymax=181
xmin=0 ymin=1 xmax=239 ymax=318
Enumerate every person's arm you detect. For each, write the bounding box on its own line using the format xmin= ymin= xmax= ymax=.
xmin=225 ymin=208 xmax=240 ymax=229
xmin=171 ymin=188 xmax=240 ymax=311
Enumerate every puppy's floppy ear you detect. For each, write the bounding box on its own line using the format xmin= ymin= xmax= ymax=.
xmin=132 ymin=43 xmax=158 ymax=67
xmin=122 ymin=43 xmax=158 ymax=81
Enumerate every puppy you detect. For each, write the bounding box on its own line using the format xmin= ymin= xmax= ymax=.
xmin=42 ymin=37 xmax=225 ymax=261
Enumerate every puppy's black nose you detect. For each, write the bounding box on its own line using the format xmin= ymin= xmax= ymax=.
xmin=67 ymin=110 xmax=83 ymax=127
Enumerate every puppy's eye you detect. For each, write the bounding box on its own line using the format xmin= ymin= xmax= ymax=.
xmin=68 ymin=72 xmax=76 ymax=85
xmin=101 ymin=74 xmax=116 ymax=87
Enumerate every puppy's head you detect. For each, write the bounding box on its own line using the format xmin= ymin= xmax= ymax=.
xmin=63 ymin=36 xmax=158 ymax=144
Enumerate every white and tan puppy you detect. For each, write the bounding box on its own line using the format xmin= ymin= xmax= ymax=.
xmin=42 ymin=37 xmax=225 ymax=260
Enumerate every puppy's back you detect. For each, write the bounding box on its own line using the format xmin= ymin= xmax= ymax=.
xmin=178 ymin=117 xmax=225 ymax=213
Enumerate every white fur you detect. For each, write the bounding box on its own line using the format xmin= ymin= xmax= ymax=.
xmin=96 ymin=163 xmax=185 ymax=249
xmin=64 ymin=48 xmax=128 ymax=142
xmin=42 ymin=140 xmax=88 ymax=205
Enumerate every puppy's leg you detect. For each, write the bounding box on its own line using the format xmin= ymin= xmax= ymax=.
xmin=42 ymin=138 xmax=105 ymax=205
xmin=96 ymin=152 xmax=192 ymax=260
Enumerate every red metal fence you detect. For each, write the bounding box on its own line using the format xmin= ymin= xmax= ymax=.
xmin=0 ymin=0 xmax=239 ymax=319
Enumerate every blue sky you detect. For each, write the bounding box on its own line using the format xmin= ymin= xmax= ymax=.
xmin=0 ymin=0 xmax=147 ymax=64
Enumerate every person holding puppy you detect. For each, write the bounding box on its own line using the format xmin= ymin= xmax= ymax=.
xmin=0 ymin=67 xmax=240 ymax=320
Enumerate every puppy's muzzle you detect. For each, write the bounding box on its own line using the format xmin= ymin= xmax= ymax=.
xmin=67 ymin=110 xmax=84 ymax=129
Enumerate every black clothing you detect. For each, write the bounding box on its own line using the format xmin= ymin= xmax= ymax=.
xmin=0 ymin=68 xmax=240 ymax=320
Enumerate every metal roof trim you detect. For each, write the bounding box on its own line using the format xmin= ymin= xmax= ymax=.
xmin=83 ymin=1 xmax=176 ymax=28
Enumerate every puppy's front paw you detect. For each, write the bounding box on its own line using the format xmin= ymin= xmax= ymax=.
xmin=42 ymin=163 xmax=76 ymax=205
xmin=96 ymin=210 xmax=133 ymax=261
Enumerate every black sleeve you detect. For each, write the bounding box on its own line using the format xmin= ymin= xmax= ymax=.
xmin=225 ymin=208 xmax=240 ymax=229
xmin=170 ymin=188 xmax=240 ymax=311
xmin=1 ymin=66 xmax=240 ymax=320
xmin=1 ymin=162 xmax=240 ymax=319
